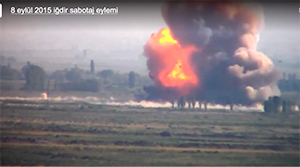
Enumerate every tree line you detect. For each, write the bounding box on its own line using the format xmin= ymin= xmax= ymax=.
xmin=1 ymin=59 xmax=151 ymax=93
xmin=278 ymin=73 xmax=300 ymax=92
xmin=263 ymin=96 xmax=298 ymax=113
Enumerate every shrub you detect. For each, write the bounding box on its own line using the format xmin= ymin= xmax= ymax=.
xmin=160 ymin=131 xmax=172 ymax=137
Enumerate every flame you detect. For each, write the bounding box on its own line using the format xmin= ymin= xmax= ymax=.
xmin=159 ymin=28 xmax=178 ymax=44
xmin=167 ymin=60 xmax=193 ymax=80
xmin=146 ymin=28 xmax=198 ymax=92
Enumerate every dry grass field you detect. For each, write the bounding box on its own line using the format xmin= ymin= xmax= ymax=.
xmin=0 ymin=100 xmax=299 ymax=166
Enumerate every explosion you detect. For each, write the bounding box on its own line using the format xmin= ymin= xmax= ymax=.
xmin=145 ymin=27 xmax=198 ymax=96
xmin=159 ymin=28 xmax=177 ymax=44
xmin=143 ymin=1 xmax=281 ymax=106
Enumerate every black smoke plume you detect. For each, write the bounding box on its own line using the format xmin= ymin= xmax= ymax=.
xmin=143 ymin=1 xmax=281 ymax=106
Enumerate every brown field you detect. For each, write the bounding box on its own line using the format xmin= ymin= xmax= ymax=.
xmin=0 ymin=100 xmax=299 ymax=166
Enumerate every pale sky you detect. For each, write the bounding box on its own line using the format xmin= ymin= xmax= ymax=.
xmin=0 ymin=1 xmax=299 ymax=59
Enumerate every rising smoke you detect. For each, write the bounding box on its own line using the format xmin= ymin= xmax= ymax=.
xmin=143 ymin=1 xmax=281 ymax=106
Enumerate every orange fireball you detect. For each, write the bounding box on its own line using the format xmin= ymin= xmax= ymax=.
xmin=167 ymin=60 xmax=193 ymax=80
xmin=159 ymin=28 xmax=178 ymax=44
xmin=146 ymin=27 xmax=198 ymax=90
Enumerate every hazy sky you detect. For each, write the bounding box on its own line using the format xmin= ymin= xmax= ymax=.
xmin=1 ymin=1 xmax=299 ymax=57
xmin=1 ymin=2 xmax=165 ymax=51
